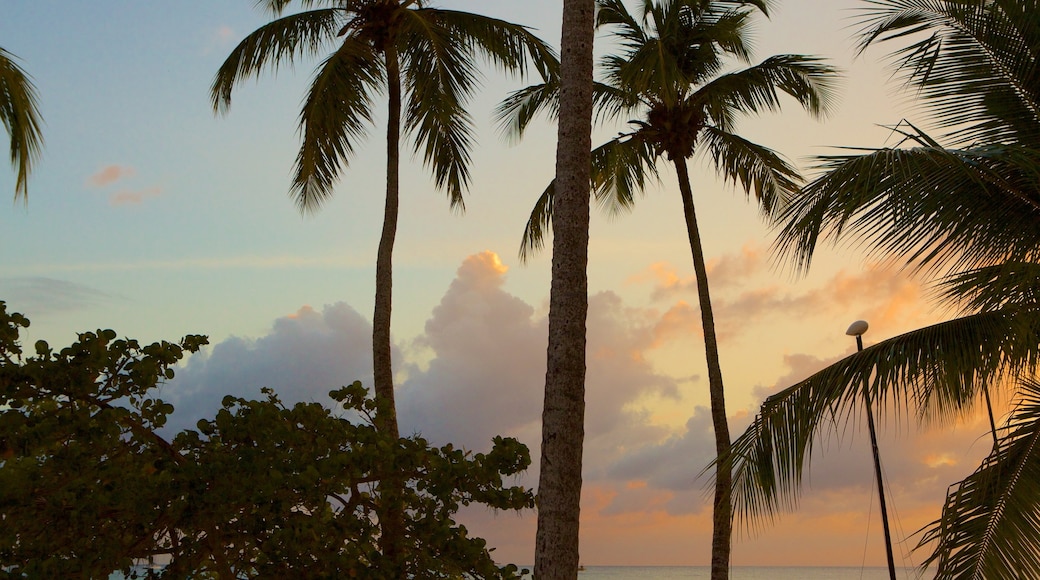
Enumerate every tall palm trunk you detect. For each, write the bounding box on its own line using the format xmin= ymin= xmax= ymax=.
xmin=674 ymin=156 xmax=732 ymax=579
xmin=374 ymin=49 xmax=401 ymax=441
xmin=375 ymin=43 xmax=405 ymax=575
xmin=534 ymin=0 xmax=595 ymax=577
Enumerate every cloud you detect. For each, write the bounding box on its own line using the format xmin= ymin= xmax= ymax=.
xmin=396 ymin=251 xmax=546 ymax=445
xmin=626 ymin=242 xmax=933 ymax=349
xmin=162 ymin=249 xmax=698 ymax=472
xmin=396 ymin=251 xmax=685 ymax=451
xmin=84 ymin=164 xmax=164 ymax=207
xmin=650 ymin=300 xmax=700 ymax=347
xmin=87 ymin=165 xmax=135 ymax=187
xmin=749 ymin=352 xmax=840 ymax=403
xmin=108 ymin=187 xmax=163 ymax=206
xmin=164 ymin=303 xmax=379 ymax=432
xmin=628 ymin=243 xmax=766 ymax=301
xmin=214 ymin=25 xmax=235 ymax=44
xmin=0 ymin=277 xmax=114 ymax=316
xmin=155 ymin=250 xmax=992 ymax=567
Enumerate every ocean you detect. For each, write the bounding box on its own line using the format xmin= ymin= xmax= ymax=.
xmin=521 ymin=567 xmax=931 ymax=579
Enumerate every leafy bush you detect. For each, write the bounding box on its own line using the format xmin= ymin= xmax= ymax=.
xmin=0 ymin=302 xmax=532 ymax=578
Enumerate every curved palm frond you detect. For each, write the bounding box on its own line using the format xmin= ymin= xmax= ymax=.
xmin=696 ymin=55 xmax=839 ymax=130
xmin=698 ymin=126 xmax=800 ymax=216
xmin=397 ymin=8 xmax=559 ymax=210
xmin=590 ymin=133 xmax=661 ymax=215
xmin=494 ymin=79 xmax=628 ymax=142
xmin=672 ymin=3 xmax=758 ymax=68
xmin=428 ymin=9 xmax=559 ymax=82
xmin=257 ymin=0 xmax=338 ymax=16
xmin=740 ymin=1 xmax=1040 ymax=574
xmin=518 ymin=181 xmax=555 ymax=263
xmin=399 ymin=10 xmax=479 ymax=210
xmin=518 ymin=135 xmax=661 ymax=261
xmin=854 ymin=0 xmax=1040 ymax=146
xmin=936 ymin=261 xmax=1040 ymax=314
xmin=210 ymin=8 xmax=342 ymax=114
xmin=774 ymin=141 xmax=1040 ymax=277
xmin=0 ymin=47 xmax=43 ymax=203
xmin=595 ymin=0 xmax=650 ymax=47
xmin=493 ymin=81 xmax=558 ymax=141
xmin=918 ymin=377 xmax=1040 ymax=579
xmin=600 ymin=1 xmax=758 ymax=106
xmin=729 ymin=309 xmax=1040 ymax=527
xmin=291 ymin=36 xmax=382 ymax=212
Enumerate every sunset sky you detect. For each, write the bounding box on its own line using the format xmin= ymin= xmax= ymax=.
xmin=0 ymin=0 xmax=997 ymax=570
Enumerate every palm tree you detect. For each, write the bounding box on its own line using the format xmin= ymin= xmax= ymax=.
xmin=212 ymin=0 xmax=555 ymax=437
xmin=0 ymin=46 xmax=43 ymax=203
xmin=498 ymin=0 xmax=836 ymax=576
xmin=533 ymin=0 xmax=595 ymax=577
xmin=729 ymin=1 xmax=1040 ymax=577
xmin=211 ymin=1 xmax=556 ymax=572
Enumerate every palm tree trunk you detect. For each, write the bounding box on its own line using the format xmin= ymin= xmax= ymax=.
xmin=534 ymin=0 xmax=595 ymax=578
xmin=374 ymin=54 xmax=401 ymax=440
xmin=375 ymin=43 xmax=405 ymax=575
xmin=673 ymin=156 xmax=732 ymax=580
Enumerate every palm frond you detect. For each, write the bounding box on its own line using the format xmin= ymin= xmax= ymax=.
xmin=590 ymin=134 xmax=661 ymax=215
xmin=699 ymin=126 xmax=800 ymax=216
xmin=518 ymin=135 xmax=661 ymax=261
xmin=210 ymin=8 xmax=342 ymax=114
xmin=518 ymin=182 xmax=555 ymax=263
xmin=936 ymin=261 xmax=1040 ymax=314
xmin=729 ymin=309 xmax=1040 ymax=527
xmin=494 ymin=80 xmax=629 ymax=142
xmin=399 ymin=11 xmax=479 ymax=210
xmin=600 ymin=1 xmax=760 ymax=106
xmin=398 ymin=8 xmax=559 ymax=209
xmin=290 ymin=37 xmax=381 ymax=212
xmin=255 ymin=0 xmax=334 ymax=17
xmin=696 ymin=55 xmax=839 ymax=130
xmin=493 ymin=81 xmax=558 ymax=142
xmin=918 ymin=376 xmax=1040 ymax=579
xmin=0 ymin=47 xmax=43 ymax=203
xmin=774 ymin=142 xmax=1040 ymax=277
xmin=426 ymin=9 xmax=559 ymax=82
xmin=595 ymin=0 xmax=650 ymax=48
xmin=854 ymin=0 xmax=1040 ymax=146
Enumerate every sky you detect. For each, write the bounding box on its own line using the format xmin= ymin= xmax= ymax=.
xmin=0 ymin=0 xmax=998 ymax=570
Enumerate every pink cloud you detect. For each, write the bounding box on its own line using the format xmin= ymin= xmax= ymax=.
xmin=87 ymin=164 xmax=135 ymax=187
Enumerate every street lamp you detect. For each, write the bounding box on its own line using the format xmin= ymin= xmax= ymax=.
xmin=846 ymin=320 xmax=896 ymax=580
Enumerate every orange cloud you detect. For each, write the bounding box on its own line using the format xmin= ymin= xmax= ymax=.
xmin=284 ymin=305 xmax=316 ymax=320
xmin=651 ymin=300 xmax=700 ymax=348
xmin=628 ymin=243 xmax=767 ymax=302
xmin=707 ymin=265 xmax=933 ymax=344
xmin=87 ymin=164 xmax=135 ymax=187
xmin=705 ymin=243 xmax=765 ymax=287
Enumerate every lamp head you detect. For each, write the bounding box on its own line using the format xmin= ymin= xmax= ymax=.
xmin=846 ymin=320 xmax=869 ymax=337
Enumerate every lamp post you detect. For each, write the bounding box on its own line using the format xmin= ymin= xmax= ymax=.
xmin=846 ymin=320 xmax=896 ymax=580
